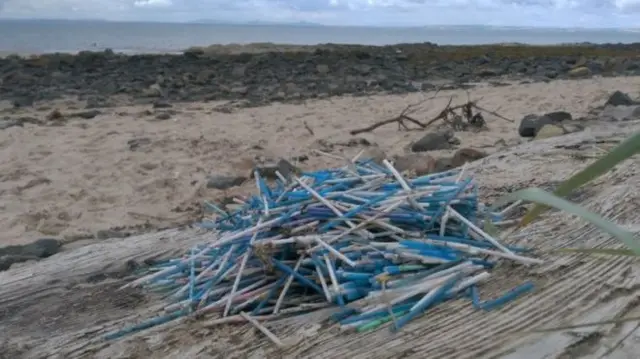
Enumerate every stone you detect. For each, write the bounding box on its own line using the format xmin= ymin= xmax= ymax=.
xmin=155 ymin=112 xmax=172 ymax=120
xmin=72 ymin=109 xmax=101 ymax=119
xmin=518 ymin=114 xmax=555 ymax=137
xmin=143 ymin=83 xmax=164 ymax=97
xmin=128 ymin=137 xmax=152 ymax=151
xmin=451 ymin=148 xmax=487 ymax=168
xmin=544 ymin=111 xmax=572 ymax=122
xmin=253 ymin=159 xmax=301 ymax=181
xmin=96 ymin=229 xmax=129 ymax=240
xmin=32 ymin=238 xmax=62 ymax=257
xmin=392 ymin=153 xmax=437 ymax=176
xmin=12 ymin=96 xmax=34 ymax=108
xmin=316 ymin=64 xmax=330 ymax=74
xmin=206 ymin=175 xmax=247 ymax=190
xmin=411 ymin=131 xmax=457 ymax=152
xmin=534 ymin=124 xmax=566 ymax=140
xmin=568 ymin=66 xmax=592 ymax=78
xmin=153 ymin=99 xmax=173 ymax=109
xmin=475 ymin=68 xmax=500 ymax=78
xmin=605 ymin=91 xmax=638 ymax=107
xmin=46 ymin=109 xmax=64 ymax=121
xmin=231 ymin=66 xmax=246 ymax=77
xmin=231 ymin=86 xmax=249 ymax=95
xmin=561 ymin=122 xmax=586 ymax=134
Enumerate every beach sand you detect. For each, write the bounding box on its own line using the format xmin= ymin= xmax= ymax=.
xmin=1 ymin=76 xmax=640 ymax=246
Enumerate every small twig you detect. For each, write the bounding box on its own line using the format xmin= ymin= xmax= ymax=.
xmin=303 ymin=121 xmax=315 ymax=136
xmin=240 ymin=311 xmax=285 ymax=348
xmin=472 ymin=104 xmax=514 ymax=123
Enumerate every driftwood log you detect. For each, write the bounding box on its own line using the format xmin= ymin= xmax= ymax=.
xmin=1 ymin=121 xmax=639 ymax=359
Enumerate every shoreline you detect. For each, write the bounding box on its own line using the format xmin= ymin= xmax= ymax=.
xmin=1 ymin=42 xmax=640 ymax=108
xmin=2 ymin=40 xmax=640 ymax=58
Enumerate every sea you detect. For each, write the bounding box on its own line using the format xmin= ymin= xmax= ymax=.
xmin=0 ymin=20 xmax=638 ymax=55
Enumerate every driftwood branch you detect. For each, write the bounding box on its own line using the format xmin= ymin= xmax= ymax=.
xmin=349 ymin=89 xmax=514 ymax=135
xmin=349 ymin=88 xmax=443 ymax=136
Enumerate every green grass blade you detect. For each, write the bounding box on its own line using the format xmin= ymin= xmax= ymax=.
xmin=552 ymin=248 xmax=638 ymax=257
xmin=492 ymin=188 xmax=640 ymax=255
xmin=520 ymin=131 xmax=640 ymax=227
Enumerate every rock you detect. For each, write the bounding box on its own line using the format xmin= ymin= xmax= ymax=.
xmin=392 ymin=153 xmax=437 ymax=176
xmin=206 ymin=175 xmax=247 ymax=190
xmin=155 ymin=112 xmax=172 ymax=120
xmin=85 ymin=96 xmax=114 ymax=109
xmin=342 ymin=138 xmax=373 ymax=147
xmin=475 ymin=68 xmax=500 ymax=78
xmin=544 ymin=111 xmax=572 ymax=122
xmin=231 ymin=66 xmax=246 ymax=78
xmin=451 ymin=148 xmax=487 ymax=168
xmin=534 ymin=124 xmax=566 ymax=140
xmin=96 ymin=229 xmax=129 ymax=240
xmin=72 ymin=109 xmax=101 ymax=119
xmin=605 ymin=91 xmax=638 ymax=107
xmin=253 ymin=159 xmax=301 ymax=181
xmin=46 ymin=109 xmax=64 ymax=121
xmin=143 ymin=83 xmax=164 ymax=97
xmin=153 ymin=99 xmax=173 ymax=109
xmin=360 ymin=147 xmax=387 ymax=164
xmin=600 ymin=105 xmax=640 ymax=122
xmin=183 ymin=47 xmax=204 ymax=58
xmin=568 ymin=66 xmax=592 ymax=78
xmin=433 ymin=157 xmax=454 ymax=172
xmin=518 ymin=114 xmax=555 ymax=137
xmin=31 ymin=238 xmax=61 ymax=257
xmin=561 ymin=122 xmax=585 ymax=134
xmin=0 ymin=238 xmax=61 ymax=271
xmin=411 ymin=131 xmax=457 ymax=152
xmin=12 ymin=96 xmax=34 ymax=108
xmin=127 ymin=137 xmax=152 ymax=151
xmin=316 ymin=64 xmax=330 ymax=74
xmin=0 ymin=238 xmax=61 ymax=261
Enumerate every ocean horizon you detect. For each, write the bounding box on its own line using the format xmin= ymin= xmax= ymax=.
xmin=0 ymin=19 xmax=638 ymax=55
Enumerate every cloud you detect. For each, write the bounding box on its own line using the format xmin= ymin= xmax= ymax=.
xmin=0 ymin=0 xmax=638 ymax=27
xmin=134 ymin=0 xmax=172 ymax=7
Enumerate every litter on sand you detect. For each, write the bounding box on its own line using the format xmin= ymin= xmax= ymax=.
xmin=105 ymin=155 xmax=540 ymax=341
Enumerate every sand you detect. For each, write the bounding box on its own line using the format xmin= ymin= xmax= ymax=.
xmin=1 ymin=76 xmax=640 ymax=246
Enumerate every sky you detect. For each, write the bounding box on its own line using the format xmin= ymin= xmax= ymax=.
xmin=0 ymin=0 xmax=639 ymax=28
